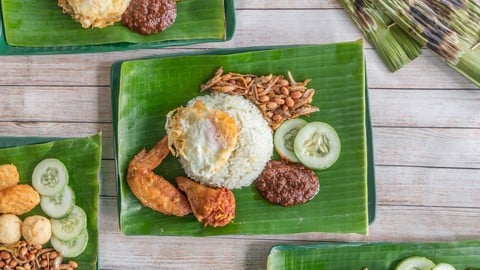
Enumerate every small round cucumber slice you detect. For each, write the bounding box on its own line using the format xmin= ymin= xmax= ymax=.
xmin=40 ymin=185 xmax=75 ymax=219
xmin=273 ymin=118 xmax=308 ymax=162
xmin=51 ymin=228 xmax=88 ymax=258
xmin=32 ymin=158 xmax=69 ymax=196
xmin=293 ymin=122 xmax=341 ymax=170
xmin=51 ymin=205 xmax=87 ymax=241
xmin=395 ymin=256 xmax=436 ymax=270
xmin=433 ymin=263 xmax=456 ymax=270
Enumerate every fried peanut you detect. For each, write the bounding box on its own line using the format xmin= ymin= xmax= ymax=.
xmin=0 ymin=185 xmax=40 ymax=215
xmin=200 ymin=67 xmax=320 ymax=130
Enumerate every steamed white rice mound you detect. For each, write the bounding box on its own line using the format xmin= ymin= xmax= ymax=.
xmin=181 ymin=93 xmax=273 ymax=189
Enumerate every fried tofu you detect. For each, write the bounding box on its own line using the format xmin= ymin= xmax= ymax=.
xmin=0 ymin=185 xmax=40 ymax=215
xmin=0 ymin=164 xmax=20 ymax=191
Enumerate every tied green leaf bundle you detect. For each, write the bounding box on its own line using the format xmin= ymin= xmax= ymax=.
xmin=376 ymin=0 xmax=480 ymax=86
xmin=338 ymin=0 xmax=422 ymax=71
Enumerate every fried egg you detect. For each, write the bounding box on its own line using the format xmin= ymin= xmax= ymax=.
xmin=58 ymin=0 xmax=130 ymax=28
xmin=166 ymin=101 xmax=239 ymax=178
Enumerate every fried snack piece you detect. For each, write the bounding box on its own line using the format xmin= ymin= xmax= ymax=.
xmin=176 ymin=176 xmax=235 ymax=227
xmin=0 ymin=214 xmax=22 ymax=244
xmin=0 ymin=164 xmax=20 ymax=191
xmin=127 ymin=136 xmax=192 ymax=216
xmin=22 ymin=215 xmax=52 ymax=245
xmin=0 ymin=185 xmax=40 ymax=215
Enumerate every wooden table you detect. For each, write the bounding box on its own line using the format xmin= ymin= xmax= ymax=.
xmin=1 ymin=1 xmax=479 ymax=269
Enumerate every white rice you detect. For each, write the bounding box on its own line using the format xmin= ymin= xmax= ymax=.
xmin=181 ymin=93 xmax=273 ymax=189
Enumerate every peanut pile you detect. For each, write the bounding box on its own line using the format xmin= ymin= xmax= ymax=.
xmin=200 ymin=67 xmax=319 ymax=130
xmin=0 ymin=240 xmax=78 ymax=270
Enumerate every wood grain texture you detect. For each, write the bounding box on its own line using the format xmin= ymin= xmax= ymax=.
xmin=1 ymin=50 xmax=476 ymax=89
xmin=235 ymin=1 xmax=340 ymax=9
xmin=1 ymin=86 xmax=478 ymax=127
xmin=1 ymin=0 xmax=480 ymax=269
xmin=97 ymin=197 xmax=480 ymax=269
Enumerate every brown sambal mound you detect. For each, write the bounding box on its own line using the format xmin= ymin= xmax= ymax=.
xmin=121 ymin=0 xmax=177 ymax=35
xmin=256 ymin=160 xmax=319 ymax=206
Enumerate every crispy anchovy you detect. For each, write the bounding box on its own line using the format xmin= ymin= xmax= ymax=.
xmin=338 ymin=0 xmax=422 ymax=71
xmin=376 ymin=0 xmax=480 ymax=87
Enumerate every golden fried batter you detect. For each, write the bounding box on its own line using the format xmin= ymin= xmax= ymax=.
xmin=127 ymin=136 xmax=192 ymax=216
xmin=176 ymin=176 xmax=235 ymax=227
xmin=0 ymin=164 xmax=19 ymax=191
xmin=0 ymin=185 xmax=40 ymax=215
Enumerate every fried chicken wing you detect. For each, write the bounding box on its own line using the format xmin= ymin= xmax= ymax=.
xmin=0 ymin=184 xmax=40 ymax=215
xmin=127 ymin=136 xmax=192 ymax=216
xmin=176 ymin=176 xmax=235 ymax=227
xmin=0 ymin=164 xmax=19 ymax=191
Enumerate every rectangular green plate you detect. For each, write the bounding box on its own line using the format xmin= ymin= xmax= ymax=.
xmin=0 ymin=134 xmax=102 ymax=270
xmin=111 ymin=41 xmax=376 ymax=236
xmin=0 ymin=0 xmax=235 ymax=55
xmin=267 ymin=240 xmax=480 ymax=269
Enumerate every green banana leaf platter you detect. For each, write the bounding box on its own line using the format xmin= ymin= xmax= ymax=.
xmin=0 ymin=0 xmax=235 ymax=55
xmin=0 ymin=133 xmax=102 ymax=270
xmin=111 ymin=41 xmax=376 ymax=236
xmin=267 ymin=240 xmax=480 ymax=269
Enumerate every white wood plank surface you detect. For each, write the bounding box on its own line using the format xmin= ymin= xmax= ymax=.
xmin=0 ymin=0 xmax=479 ymax=269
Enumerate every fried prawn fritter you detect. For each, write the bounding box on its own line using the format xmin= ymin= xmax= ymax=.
xmin=0 ymin=164 xmax=19 ymax=191
xmin=58 ymin=0 xmax=131 ymax=28
xmin=127 ymin=136 xmax=192 ymax=216
xmin=0 ymin=185 xmax=40 ymax=215
xmin=176 ymin=176 xmax=235 ymax=227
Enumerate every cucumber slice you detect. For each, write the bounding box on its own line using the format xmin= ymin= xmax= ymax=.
xmin=40 ymin=185 xmax=75 ymax=219
xmin=32 ymin=158 xmax=69 ymax=196
xmin=51 ymin=205 xmax=87 ymax=241
xmin=273 ymin=118 xmax=307 ymax=162
xmin=51 ymin=228 xmax=88 ymax=258
xmin=395 ymin=256 xmax=436 ymax=270
xmin=293 ymin=122 xmax=341 ymax=170
xmin=433 ymin=263 xmax=456 ymax=270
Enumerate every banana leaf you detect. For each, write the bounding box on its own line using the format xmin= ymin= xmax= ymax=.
xmin=111 ymin=41 xmax=374 ymax=236
xmin=0 ymin=0 xmax=235 ymax=55
xmin=267 ymin=240 xmax=480 ymax=269
xmin=0 ymin=133 xmax=102 ymax=270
